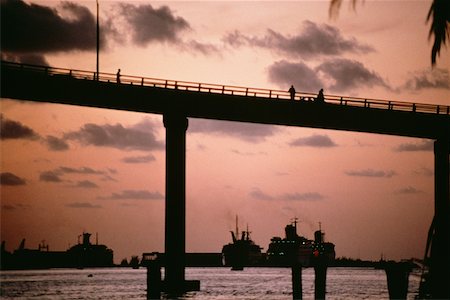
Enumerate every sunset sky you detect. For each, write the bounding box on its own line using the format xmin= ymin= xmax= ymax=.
xmin=1 ymin=0 xmax=449 ymax=264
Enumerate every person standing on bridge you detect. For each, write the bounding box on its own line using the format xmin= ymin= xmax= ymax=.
xmin=316 ymin=88 xmax=325 ymax=103
xmin=289 ymin=85 xmax=296 ymax=100
xmin=116 ymin=69 xmax=121 ymax=84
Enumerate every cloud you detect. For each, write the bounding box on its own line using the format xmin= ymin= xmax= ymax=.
xmin=231 ymin=149 xmax=267 ymax=156
xmin=394 ymin=186 xmax=424 ymax=195
xmin=413 ymin=167 xmax=433 ymax=177
xmin=58 ymin=166 xmax=105 ymax=175
xmin=45 ymin=135 xmax=70 ymax=151
xmin=0 ymin=172 xmax=26 ymax=186
xmin=223 ymin=20 xmax=374 ymax=58
xmin=280 ymin=192 xmax=325 ymax=201
xmin=249 ymin=188 xmax=274 ymax=200
xmin=394 ymin=139 xmax=434 ymax=152
xmin=268 ymin=60 xmax=323 ymax=92
xmin=1 ymin=204 xmax=29 ymax=210
xmin=1 ymin=52 xmax=49 ymax=66
xmin=345 ymin=169 xmax=397 ymax=178
xmin=64 ymin=122 xmax=164 ymax=151
xmin=39 ymin=171 xmax=63 ymax=182
xmin=116 ymin=3 xmax=190 ymax=46
xmin=189 ymin=119 xmax=280 ymax=143
xmin=73 ymin=180 xmax=99 ymax=189
xmin=289 ymin=134 xmax=337 ymax=147
xmin=315 ymin=58 xmax=391 ymax=92
xmin=250 ymin=188 xmax=325 ymax=201
xmin=1 ymin=0 xmax=109 ymax=55
xmin=1 ymin=114 xmax=39 ymax=140
xmin=122 ymin=154 xmax=156 ymax=164
xmin=66 ymin=202 xmax=102 ymax=209
xmin=100 ymin=190 xmax=164 ymax=200
xmin=404 ymin=68 xmax=450 ymax=90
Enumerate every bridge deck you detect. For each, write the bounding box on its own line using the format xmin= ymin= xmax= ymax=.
xmin=1 ymin=61 xmax=449 ymax=140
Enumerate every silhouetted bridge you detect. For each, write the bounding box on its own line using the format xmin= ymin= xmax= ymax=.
xmin=1 ymin=61 xmax=449 ymax=297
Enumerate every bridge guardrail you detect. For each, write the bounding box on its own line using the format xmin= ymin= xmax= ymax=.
xmin=2 ymin=60 xmax=449 ymax=115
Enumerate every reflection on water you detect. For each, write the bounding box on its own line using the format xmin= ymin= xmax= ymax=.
xmin=0 ymin=267 xmax=420 ymax=299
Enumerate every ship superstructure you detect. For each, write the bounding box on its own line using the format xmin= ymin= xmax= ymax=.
xmin=267 ymin=219 xmax=335 ymax=267
xmin=221 ymin=216 xmax=263 ymax=270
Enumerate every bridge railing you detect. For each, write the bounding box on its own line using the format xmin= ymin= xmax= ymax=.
xmin=2 ymin=61 xmax=449 ymax=115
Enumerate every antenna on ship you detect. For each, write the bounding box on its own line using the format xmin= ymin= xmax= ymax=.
xmin=235 ymin=215 xmax=239 ymax=238
xmin=96 ymin=232 xmax=98 ymax=245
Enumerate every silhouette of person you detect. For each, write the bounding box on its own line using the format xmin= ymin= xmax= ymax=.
xmin=289 ymin=85 xmax=296 ymax=100
xmin=116 ymin=69 xmax=121 ymax=84
xmin=316 ymin=88 xmax=325 ymax=103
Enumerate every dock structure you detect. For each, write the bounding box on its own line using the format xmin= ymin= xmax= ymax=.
xmin=1 ymin=61 xmax=449 ymax=298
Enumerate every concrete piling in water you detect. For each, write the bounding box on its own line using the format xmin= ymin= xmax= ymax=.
xmin=291 ymin=263 xmax=302 ymax=300
xmin=143 ymin=253 xmax=162 ymax=299
xmin=383 ymin=261 xmax=411 ymax=300
xmin=314 ymin=262 xmax=327 ymax=300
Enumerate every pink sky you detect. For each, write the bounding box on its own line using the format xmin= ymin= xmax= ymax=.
xmin=1 ymin=0 xmax=449 ymax=263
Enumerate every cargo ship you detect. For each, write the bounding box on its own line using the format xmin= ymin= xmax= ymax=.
xmin=1 ymin=232 xmax=114 ymax=270
xmin=267 ymin=219 xmax=335 ymax=267
xmin=221 ymin=216 xmax=263 ymax=270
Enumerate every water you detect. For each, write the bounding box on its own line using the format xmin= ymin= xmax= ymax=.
xmin=1 ymin=267 xmax=421 ymax=299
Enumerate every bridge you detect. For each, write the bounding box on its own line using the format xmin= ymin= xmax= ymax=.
xmin=1 ymin=61 xmax=449 ymax=297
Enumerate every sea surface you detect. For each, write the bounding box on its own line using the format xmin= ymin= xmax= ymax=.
xmin=1 ymin=267 xmax=421 ymax=299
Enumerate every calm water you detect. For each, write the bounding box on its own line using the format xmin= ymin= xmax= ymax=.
xmin=1 ymin=267 xmax=421 ymax=299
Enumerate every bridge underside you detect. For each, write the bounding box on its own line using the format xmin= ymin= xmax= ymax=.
xmin=2 ymin=65 xmax=450 ymax=298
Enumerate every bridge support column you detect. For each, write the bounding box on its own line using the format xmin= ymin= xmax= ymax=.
xmin=430 ymin=137 xmax=450 ymax=299
xmin=163 ymin=113 xmax=188 ymax=293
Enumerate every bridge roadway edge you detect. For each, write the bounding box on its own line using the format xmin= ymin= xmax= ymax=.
xmin=1 ymin=67 xmax=449 ymax=140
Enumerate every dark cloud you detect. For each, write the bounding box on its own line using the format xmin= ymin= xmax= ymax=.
xmin=100 ymin=190 xmax=164 ymax=200
xmin=345 ymin=169 xmax=396 ymax=178
xmin=182 ymin=40 xmax=221 ymax=55
xmin=1 ymin=52 xmax=49 ymax=66
xmin=315 ymin=58 xmax=391 ymax=92
xmin=280 ymin=192 xmax=325 ymax=201
xmin=1 ymin=0 xmax=109 ymax=56
xmin=223 ymin=21 xmax=374 ymax=58
xmin=58 ymin=166 xmax=105 ymax=175
xmin=404 ymin=68 xmax=450 ymax=90
xmin=250 ymin=188 xmax=325 ymax=201
xmin=268 ymin=58 xmax=390 ymax=93
xmin=413 ymin=167 xmax=433 ymax=177
xmin=289 ymin=134 xmax=337 ymax=148
xmin=64 ymin=122 xmax=164 ymax=151
xmin=189 ymin=119 xmax=280 ymax=143
xmin=249 ymin=188 xmax=274 ymax=201
xmin=1 ymin=204 xmax=16 ymax=210
xmin=394 ymin=139 xmax=434 ymax=152
xmin=73 ymin=180 xmax=99 ymax=189
xmin=268 ymin=60 xmax=323 ymax=92
xmin=394 ymin=186 xmax=424 ymax=195
xmin=39 ymin=171 xmax=63 ymax=182
xmin=1 ymin=172 xmax=26 ymax=186
xmin=231 ymin=149 xmax=267 ymax=156
xmin=1 ymin=114 xmax=39 ymax=140
xmin=122 ymin=154 xmax=156 ymax=164
xmin=45 ymin=135 xmax=70 ymax=151
xmin=66 ymin=202 xmax=102 ymax=209
xmin=117 ymin=3 xmax=190 ymax=46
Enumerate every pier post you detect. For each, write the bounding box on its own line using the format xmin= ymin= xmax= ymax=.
xmin=163 ymin=113 xmax=188 ymax=293
xmin=383 ymin=261 xmax=411 ymax=300
xmin=291 ymin=263 xmax=302 ymax=300
xmin=314 ymin=262 xmax=327 ymax=300
xmin=429 ymin=137 xmax=450 ymax=299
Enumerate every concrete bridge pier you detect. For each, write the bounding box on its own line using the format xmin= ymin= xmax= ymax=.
xmin=163 ymin=113 xmax=188 ymax=293
xmin=430 ymin=137 xmax=450 ymax=299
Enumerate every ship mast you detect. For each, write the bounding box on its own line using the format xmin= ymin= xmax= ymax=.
xmin=235 ymin=215 xmax=239 ymax=238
